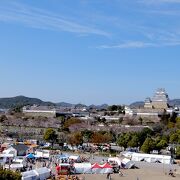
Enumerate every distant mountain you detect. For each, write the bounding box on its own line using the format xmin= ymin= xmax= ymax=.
xmin=0 ymin=96 xmax=55 ymax=109
xmin=1 ymin=95 xmax=180 ymax=110
xmin=55 ymin=102 xmax=87 ymax=108
xmin=56 ymin=102 xmax=74 ymax=107
xmin=169 ymin=99 xmax=180 ymax=107
xmin=130 ymin=99 xmax=180 ymax=108
xmin=88 ymin=104 xmax=108 ymax=110
xmin=75 ymin=103 xmax=87 ymax=108
xmin=129 ymin=101 xmax=144 ymax=108
xmin=0 ymin=95 xmax=109 ymax=110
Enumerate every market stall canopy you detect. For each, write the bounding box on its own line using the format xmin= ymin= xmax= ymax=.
xmin=58 ymin=154 xmax=69 ymax=159
xmin=108 ymin=157 xmax=121 ymax=166
xmin=100 ymin=163 xmax=112 ymax=168
xmin=131 ymin=153 xmax=172 ymax=164
xmin=26 ymin=153 xmax=35 ymax=159
xmin=69 ymin=155 xmax=81 ymax=162
xmin=21 ymin=170 xmax=38 ymax=180
xmin=35 ymin=167 xmax=51 ymax=180
xmin=121 ymin=158 xmax=135 ymax=169
xmin=74 ymin=163 xmax=92 ymax=174
xmin=91 ymin=163 xmax=102 ymax=169
xmin=22 ymin=167 xmax=51 ymax=180
xmin=100 ymin=163 xmax=113 ymax=174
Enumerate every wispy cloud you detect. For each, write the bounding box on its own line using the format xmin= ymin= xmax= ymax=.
xmin=0 ymin=2 xmax=109 ymax=37
xmin=143 ymin=9 xmax=180 ymax=16
xmin=97 ymin=40 xmax=180 ymax=49
xmin=97 ymin=41 xmax=155 ymax=49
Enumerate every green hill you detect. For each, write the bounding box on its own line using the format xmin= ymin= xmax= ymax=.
xmin=0 ymin=96 xmax=55 ymax=109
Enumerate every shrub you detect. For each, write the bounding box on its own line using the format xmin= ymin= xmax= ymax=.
xmin=0 ymin=168 xmax=21 ymax=180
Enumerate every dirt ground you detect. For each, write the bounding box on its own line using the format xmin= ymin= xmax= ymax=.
xmin=79 ymin=168 xmax=180 ymax=180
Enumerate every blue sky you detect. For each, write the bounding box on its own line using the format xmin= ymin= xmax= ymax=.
xmin=0 ymin=0 xmax=180 ymax=105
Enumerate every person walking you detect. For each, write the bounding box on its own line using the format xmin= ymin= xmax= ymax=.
xmin=106 ymin=173 xmax=111 ymax=180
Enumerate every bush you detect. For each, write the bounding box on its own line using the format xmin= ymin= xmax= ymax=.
xmin=0 ymin=168 xmax=21 ymax=180
xmin=176 ymin=146 xmax=180 ymax=158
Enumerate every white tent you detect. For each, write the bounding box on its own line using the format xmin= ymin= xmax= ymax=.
xmin=69 ymin=155 xmax=81 ymax=162
xmin=121 ymin=151 xmax=134 ymax=159
xmin=35 ymin=167 xmax=51 ymax=180
xmin=11 ymin=164 xmax=24 ymax=168
xmin=73 ymin=163 xmax=92 ymax=174
xmin=121 ymin=158 xmax=135 ymax=169
xmin=100 ymin=163 xmax=113 ymax=174
xmin=131 ymin=153 xmax=172 ymax=164
xmin=91 ymin=163 xmax=102 ymax=174
xmin=108 ymin=157 xmax=121 ymax=166
xmin=2 ymin=147 xmax=16 ymax=157
xmin=22 ymin=167 xmax=51 ymax=180
xmin=92 ymin=163 xmax=113 ymax=174
xmin=22 ymin=170 xmax=38 ymax=180
xmin=35 ymin=150 xmax=50 ymax=158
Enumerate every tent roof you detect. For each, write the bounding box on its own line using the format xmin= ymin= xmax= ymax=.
xmin=132 ymin=153 xmax=171 ymax=159
xmin=74 ymin=163 xmax=92 ymax=168
xmin=122 ymin=158 xmax=130 ymax=164
xmin=0 ymin=153 xmax=14 ymax=157
xmin=58 ymin=154 xmax=69 ymax=159
xmin=108 ymin=157 xmax=121 ymax=165
xmin=26 ymin=153 xmax=35 ymax=158
xmin=12 ymin=144 xmax=29 ymax=152
xmin=69 ymin=155 xmax=80 ymax=160
xmin=35 ymin=167 xmax=50 ymax=175
xmin=101 ymin=163 xmax=112 ymax=168
xmin=92 ymin=163 xmax=102 ymax=169
xmin=59 ymin=163 xmax=70 ymax=166
xmin=22 ymin=170 xmax=37 ymax=177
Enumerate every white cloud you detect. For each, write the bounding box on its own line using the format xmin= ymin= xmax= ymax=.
xmin=97 ymin=40 xmax=180 ymax=49
xmin=97 ymin=41 xmax=155 ymax=49
xmin=0 ymin=2 xmax=109 ymax=37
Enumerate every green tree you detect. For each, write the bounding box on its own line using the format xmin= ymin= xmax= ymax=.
xmin=43 ymin=128 xmax=58 ymax=148
xmin=169 ymin=133 xmax=179 ymax=144
xmin=128 ymin=135 xmax=139 ymax=148
xmin=108 ymin=105 xmax=118 ymax=111
xmin=117 ymin=134 xmax=127 ymax=148
xmin=124 ymin=133 xmax=132 ymax=144
xmin=82 ymin=130 xmax=93 ymax=143
xmin=137 ymin=128 xmax=153 ymax=146
xmin=0 ymin=167 xmax=21 ymax=180
xmin=176 ymin=117 xmax=180 ymax=129
xmin=176 ymin=146 xmax=180 ymax=158
xmin=141 ymin=137 xmax=154 ymax=153
xmin=156 ymin=139 xmax=168 ymax=150
xmin=167 ymin=121 xmax=175 ymax=129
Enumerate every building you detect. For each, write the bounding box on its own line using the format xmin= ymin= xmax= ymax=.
xmin=23 ymin=105 xmax=90 ymax=118
xmin=144 ymin=97 xmax=153 ymax=109
xmin=151 ymin=88 xmax=169 ymax=109
xmin=23 ymin=105 xmax=56 ymax=118
xmin=3 ymin=144 xmax=31 ymax=157
xmin=125 ymin=88 xmax=171 ymax=118
xmin=144 ymin=88 xmax=169 ymax=109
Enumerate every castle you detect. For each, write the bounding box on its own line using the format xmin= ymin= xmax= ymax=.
xmin=144 ymin=88 xmax=169 ymax=109
xmin=125 ymin=88 xmax=171 ymax=118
